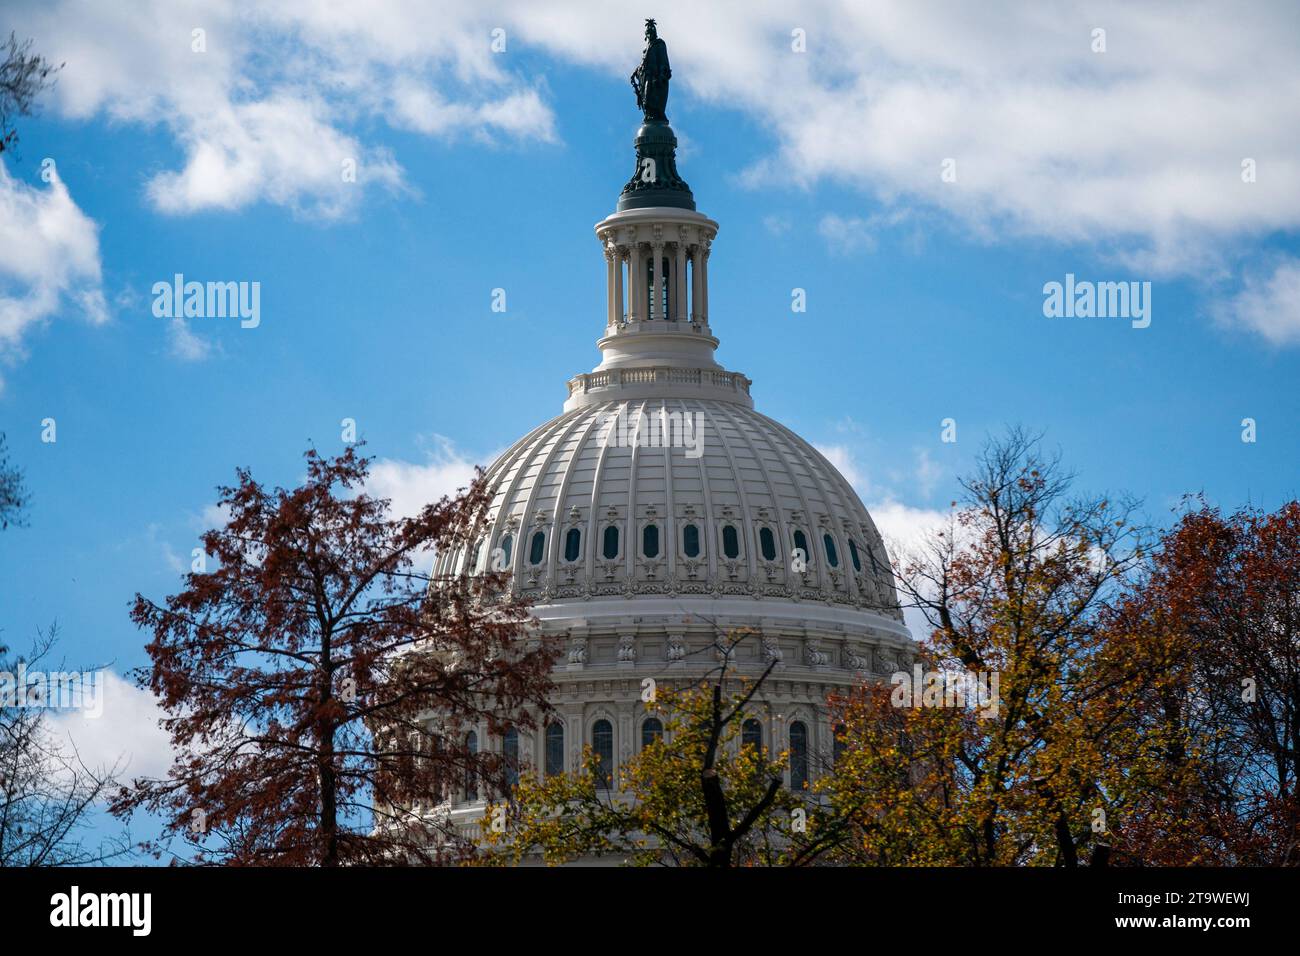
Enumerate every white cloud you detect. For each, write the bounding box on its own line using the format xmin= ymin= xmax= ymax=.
xmin=13 ymin=0 xmax=1298 ymax=345
xmin=167 ymin=317 xmax=213 ymax=361
xmin=762 ymin=214 xmax=790 ymax=236
xmin=18 ymin=0 xmax=1300 ymax=255
xmin=815 ymin=442 xmax=869 ymax=498
xmin=389 ymin=81 xmax=555 ymax=142
xmin=0 ymin=161 xmax=106 ymax=389
xmin=914 ymin=448 xmax=941 ymax=500
xmin=140 ymin=522 xmax=185 ymax=573
xmin=366 ymin=435 xmax=489 ymax=520
xmin=47 ymin=669 xmax=172 ymax=781
xmin=146 ymin=93 xmax=406 ymax=218
xmin=198 ymin=502 xmax=230 ymax=531
xmin=865 ymin=500 xmax=951 ymax=644
xmin=815 ymin=433 xmax=949 ymax=561
xmin=18 ymin=0 xmax=558 ymax=217
xmin=512 ymin=1 xmax=1299 ymax=284
xmin=1215 ymin=256 xmax=1300 ymax=346
xmin=868 ymin=499 xmax=950 ymax=565
xmin=819 ymin=209 xmax=921 ymax=256
xmin=818 ymin=214 xmax=878 ymax=255
xmin=182 ymin=439 xmax=488 ymax=563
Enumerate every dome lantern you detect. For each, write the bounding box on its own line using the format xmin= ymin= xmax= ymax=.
xmin=575 ymin=26 xmax=744 ymax=412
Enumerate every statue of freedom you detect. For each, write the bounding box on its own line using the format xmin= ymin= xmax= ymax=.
xmin=629 ymin=19 xmax=671 ymax=122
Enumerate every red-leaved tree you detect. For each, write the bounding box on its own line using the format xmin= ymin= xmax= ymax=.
xmin=112 ymin=445 xmax=557 ymax=865
xmin=1105 ymin=499 xmax=1300 ymax=864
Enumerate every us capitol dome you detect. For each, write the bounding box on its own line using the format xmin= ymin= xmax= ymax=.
xmin=429 ymin=22 xmax=913 ymax=841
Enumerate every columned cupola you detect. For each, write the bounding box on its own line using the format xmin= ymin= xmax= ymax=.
xmin=566 ymin=20 xmax=749 ymax=413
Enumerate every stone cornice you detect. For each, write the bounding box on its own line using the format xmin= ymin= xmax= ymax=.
xmin=564 ymin=363 xmax=752 ymax=411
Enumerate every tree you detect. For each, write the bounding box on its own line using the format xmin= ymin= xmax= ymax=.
xmin=0 ymin=33 xmax=62 ymax=155
xmin=0 ymin=432 xmax=27 ymax=531
xmin=822 ymin=428 xmax=1155 ymax=866
xmin=0 ymin=627 xmax=129 ymax=866
xmin=2 ymin=453 xmax=122 ymax=865
xmin=483 ymin=627 xmax=810 ymax=867
xmin=1104 ymin=500 xmax=1300 ymax=864
xmin=112 ymin=445 xmax=558 ymax=865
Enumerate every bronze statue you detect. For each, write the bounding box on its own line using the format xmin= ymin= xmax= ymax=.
xmin=629 ymin=19 xmax=671 ymax=121
xmin=618 ymin=18 xmax=694 ymax=210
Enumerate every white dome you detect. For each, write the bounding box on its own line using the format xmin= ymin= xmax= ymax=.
xmin=459 ymin=396 xmax=905 ymax=640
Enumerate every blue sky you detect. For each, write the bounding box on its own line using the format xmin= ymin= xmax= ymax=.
xmin=0 ymin=1 xmax=1298 ymax=835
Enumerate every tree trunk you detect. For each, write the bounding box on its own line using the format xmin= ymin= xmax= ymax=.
xmin=1055 ymin=814 xmax=1077 ymax=867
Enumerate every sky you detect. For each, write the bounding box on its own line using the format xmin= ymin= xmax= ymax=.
xmin=0 ymin=1 xmax=1298 ymax=844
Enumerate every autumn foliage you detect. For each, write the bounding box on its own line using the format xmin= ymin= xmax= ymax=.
xmin=1102 ymin=500 xmax=1300 ymax=864
xmin=112 ymin=445 xmax=557 ymax=865
xmin=110 ymin=434 xmax=1298 ymax=868
xmin=819 ymin=433 xmax=1300 ymax=866
xmin=476 ymin=430 xmax=1300 ymax=867
xmin=820 ymin=429 xmax=1154 ymax=865
xmin=482 ymin=633 xmax=806 ymax=867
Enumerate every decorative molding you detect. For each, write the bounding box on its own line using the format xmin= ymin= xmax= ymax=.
xmin=568 ymin=635 xmax=589 ymax=666
xmin=617 ymin=634 xmax=637 ymax=663
xmin=762 ymin=636 xmax=784 ymax=665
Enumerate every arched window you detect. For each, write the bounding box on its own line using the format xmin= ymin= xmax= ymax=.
xmin=602 ymin=525 xmax=620 ymax=560
xmin=722 ymin=524 xmax=740 ymax=559
xmin=545 ymin=722 xmax=564 ymax=777
xmin=503 ymin=727 xmax=519 ymax=790
xmin=824 ymin=533 xmax=839 ymax=568
xmin=682 ymin=523 xmax=701 ymax=557
xmin=529 ymin=530 xmax=546 ymax=565
xmin=848 ymin=538 xmax=862 ymax=572
xmin=592 ymin=719 xmax=614 ymax=790
xmin=465 ymin=731 xmax=478 ymax=801
xmin=742 ymin=718 xmax=763 ymax=754
xmin=759 ymin=526 xmax=777 ymax=561
xmin=499 ymin=534 xmax=513 ymax=568
xmin=833 ymin=723 xmax=847 ymax=766
xmin=792 ymin=529 xmax=809 ymax=564
xmin=789 ymin=721 xmax=809 ymax=790
xmin=641 ymin=717 xmax=663 ymax=749
xmin=469 ymin=539 xmax=482 ymax=574
xmin=564 ymin=527 xmax=582 ymax=562
xmin=643 ymin=524 xmax=660 ymax=559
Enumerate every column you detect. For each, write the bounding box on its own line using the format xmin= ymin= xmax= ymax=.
xmin=651 ymin=241 xmax=665 ymax=320
xmin=605 ymin=245 xmax=617 ymax=326
xmin=698 ymin=240 xmax=710 ymax=324
xmin=638 ymin=244 xmax=649 ymax=323
xmin=628 ymin=244 xmax=641 ymax=322
xmin=564 ymin=706 xmax=583 ymax=775
xmin=637 ymin=245 xmax=648 ymax=322
xmin=614 ymin=247 xmax=625 ymax=323
xmin=673 ymin=243 xmax=687 ymax=322
xmin=689 ymin=248 xmax=698 ymax=323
